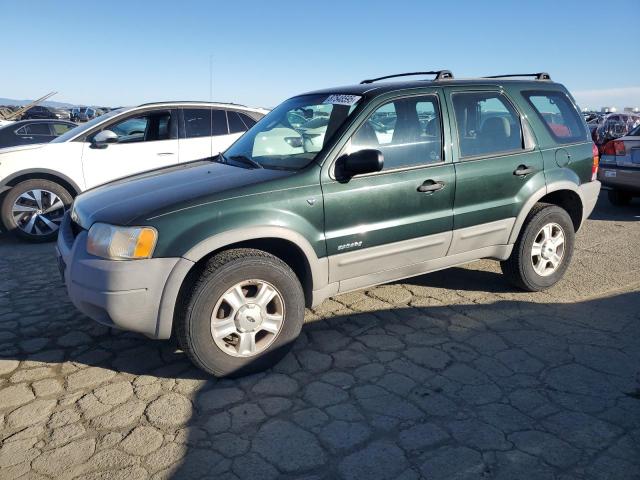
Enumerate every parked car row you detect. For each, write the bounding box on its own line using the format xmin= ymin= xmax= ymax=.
xmin=48 ymin=71 xmax=601 ymax=377
xmin=587 ymin=112 xmax=640 ymax=152
xmin=0 ymin=102 xmax=266 ymax=241
xmin=21 ymin=105 xmax=71 ymax=120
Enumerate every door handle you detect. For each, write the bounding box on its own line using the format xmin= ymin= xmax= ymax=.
xmin=417 ymin=180 xmax=445 ymax=193
xmin=513 ymin=165 xmax=536 ymax=176
xmin=157 ymin=152 xmax=175 ymax=156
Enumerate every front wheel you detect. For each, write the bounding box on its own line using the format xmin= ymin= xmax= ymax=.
xmin=176 ymin=248 xmax=305 ymax=377
xmin=1 ymin=179 xmax=73 ymax=242
xmin=501 ymin=204 xmax=575 ymax=291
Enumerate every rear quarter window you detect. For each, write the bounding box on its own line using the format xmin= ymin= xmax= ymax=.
xmin=523 ymin=90 xmax=587 ymax=144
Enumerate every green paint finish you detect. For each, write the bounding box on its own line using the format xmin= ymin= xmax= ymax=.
xmin=322 ymin=164 xmax=455 ymax=255
xmin=73 ymin=76 xmax=597 ymax=268
xmin=148 ymin=166 xmax=326 ymax=258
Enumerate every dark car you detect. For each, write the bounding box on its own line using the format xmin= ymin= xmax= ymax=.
xmin=22 ymin=105 xmax=70 ymax=121
xmin=598 ymin=123 xmax=640 ymax=205
xmin=58 ymin=71 xmax=601 ymax=377
xmin=0 ymin=120 xmax=77 ymax=149
xmin=77 ymin=107 xmax=100 ymax=122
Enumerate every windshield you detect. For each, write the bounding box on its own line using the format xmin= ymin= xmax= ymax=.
xmin=51 ymin=108 xmax=125 ymax=143
xmin=222 ymin=93 xmax=361 ymax=170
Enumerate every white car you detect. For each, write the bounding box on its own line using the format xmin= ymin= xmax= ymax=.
xmin=0 ymin=102 xmax=266 ymax=241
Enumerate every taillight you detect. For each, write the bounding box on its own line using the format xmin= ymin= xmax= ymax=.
xmin=613 ymin=140 xmax=626 ymax=156
xmin=602 ymin=141 xmax=616 ymax=156
xmin=591 ymin=143 xmax=599 ymax=181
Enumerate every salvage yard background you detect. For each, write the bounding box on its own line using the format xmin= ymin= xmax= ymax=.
xmin=0 ymin=194 xmax=639 ymax=479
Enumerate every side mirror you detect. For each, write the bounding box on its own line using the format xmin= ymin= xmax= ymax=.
xmin=91 ymin=130 xmax=118 ymax=148
xmin=336 ymin=149 xmax=384 ymax=179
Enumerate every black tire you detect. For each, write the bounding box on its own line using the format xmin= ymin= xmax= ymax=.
xmin=501 ymin=203 xmax=575 ymax=292
xmin=1 ymin=179 xmax=73 ymax=243
xmin=607 ymin=189 xmax=632 ymax=206
xmin=176 ymin=248 xmax=305 ymax=378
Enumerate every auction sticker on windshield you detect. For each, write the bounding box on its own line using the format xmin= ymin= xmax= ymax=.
xmin=323 ymin=94 xmax=361 ymax=106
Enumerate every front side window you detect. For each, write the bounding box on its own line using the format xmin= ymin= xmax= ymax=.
xmin=102 ymin=111 xmax=172 ymax=144
xmin=523 ymin=91 xmax=587 ymax=143
xmin=452 ymin=92 xmax=523 ymax=158
xmin=183 ymin=108 xmax=212 ymax=138
xmin=350 ymin=95 xmax=443 ymax=170
xmin=222 ymin=93 xmax=361 ymax=170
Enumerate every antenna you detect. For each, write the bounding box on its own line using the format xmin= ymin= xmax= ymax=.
xmin=209 ymin=54 xmax=213 ymax=102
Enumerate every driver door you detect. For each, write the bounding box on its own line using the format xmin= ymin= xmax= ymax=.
xmin=81 ymin=109 xmax=179 ymax=189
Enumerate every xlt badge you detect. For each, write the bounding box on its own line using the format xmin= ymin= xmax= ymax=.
xmin=337 ymin=241 xmax=363 ymax=251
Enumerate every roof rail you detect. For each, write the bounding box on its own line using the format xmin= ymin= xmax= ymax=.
xmin=484 ymin=72 xmax=551 ymax=81
xmin=360 ymin=70 xmax=454 ymax=84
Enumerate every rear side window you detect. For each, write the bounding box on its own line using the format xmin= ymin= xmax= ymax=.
xmin=227 ymin=111 xmax=247 ymax=134
xmin=238 ymin=113 xmax=257 ymax=129
xmin=17 ymin=123 xmax=51 ymax=135
xmin=452 ymin=92 xmax=523 ymax=158
xmin=212 ymin=109 xmax=228 ymax=136
xmin=183 ymin=108 xmax=212 ymax=138
xmin=523 ymin=91 xmax=587 ymax=143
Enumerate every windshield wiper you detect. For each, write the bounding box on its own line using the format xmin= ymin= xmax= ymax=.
xmin=227 ymin=154 xmax=262 ymax=169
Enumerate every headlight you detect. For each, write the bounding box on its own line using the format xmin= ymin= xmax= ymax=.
xmin=87 ymin=223 xmax=157 ymax=260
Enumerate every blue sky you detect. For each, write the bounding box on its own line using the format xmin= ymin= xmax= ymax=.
xmin=2 ymin=0 xmax=639 ymax=109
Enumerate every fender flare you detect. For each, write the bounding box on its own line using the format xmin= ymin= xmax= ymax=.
xmin=154 ymin=226 xmax=329 ymax=339
xmin=0 ymin=168 xmax=82 ymax=195
xmin=507 ymin=181 xmax=583 ymax=244
xmin=183 ymin=225 xmax=328 ymax=289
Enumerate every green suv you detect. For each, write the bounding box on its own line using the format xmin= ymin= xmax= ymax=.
xmin=57 ymin=71 xmax=601 ymax=377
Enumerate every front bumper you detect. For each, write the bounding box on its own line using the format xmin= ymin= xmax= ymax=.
xmin=56 ymin=214 xmax=186 ymax=339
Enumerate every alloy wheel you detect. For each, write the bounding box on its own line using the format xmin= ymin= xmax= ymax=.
xmin=12 ymin=189 xmax=66 ymax=237
xmin=210 ymin=279 xmax=285 ymax=358
xmin=531 ymin=222 xmax=565 ymax=277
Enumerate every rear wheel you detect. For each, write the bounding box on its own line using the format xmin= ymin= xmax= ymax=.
xmin=607 ymin=189 xmax=632 ymax=206
xmin=1 ymin=179 xmax=73 ymax=242
xmin=176 ymin=248 xmax=305 ymax=377
xmin=501 ymin=204 xmax=575 ymax=291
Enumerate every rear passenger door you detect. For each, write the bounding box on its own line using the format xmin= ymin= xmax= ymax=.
xmin=444 ymin=88 xmax=544 ymax=254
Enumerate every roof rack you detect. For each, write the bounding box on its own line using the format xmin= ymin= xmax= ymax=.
xmin=360 ymin=70 xmax=454 ymax=84
xmin=483 ymin=72 xmax=551 ymax=81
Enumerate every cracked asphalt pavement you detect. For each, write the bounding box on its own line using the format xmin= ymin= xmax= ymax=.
xmin=1 ymin=194 xmax=639 ymax=480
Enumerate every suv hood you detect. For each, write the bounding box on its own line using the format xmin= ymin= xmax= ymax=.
xmin=72 ymin=160 xmax=295 ymax=228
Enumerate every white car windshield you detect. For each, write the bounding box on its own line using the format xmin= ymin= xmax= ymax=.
xmin=51 ymin=108 xmax=125 ymax=143
xmin=221 ymin=94 xmax=361 ymax=170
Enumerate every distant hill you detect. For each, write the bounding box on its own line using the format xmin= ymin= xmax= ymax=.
xmin=0 ymin=97 xmax=81 ymax=108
